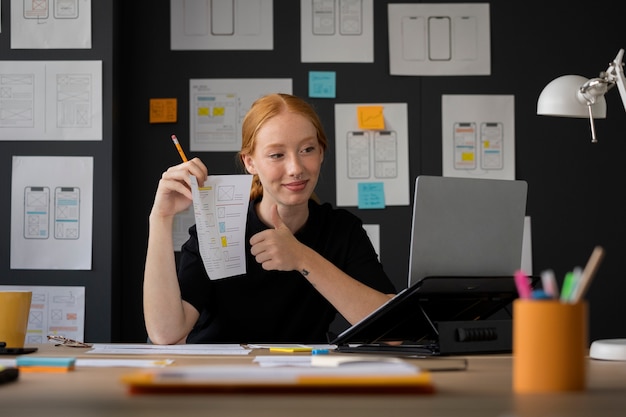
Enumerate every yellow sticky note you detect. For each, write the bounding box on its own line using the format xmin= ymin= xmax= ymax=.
xmin=357 ymin=106 xmax=385 ymax=130
xmin=221 ymin=236 xmax=228 ymax=247
xmin=149 ymin=98 xmax=178 ymax=124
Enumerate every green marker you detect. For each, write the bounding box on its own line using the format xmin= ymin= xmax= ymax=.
xmin=560 ymin=271 xmax=576 ymax=302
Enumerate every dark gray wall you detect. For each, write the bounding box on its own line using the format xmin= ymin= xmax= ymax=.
xmin=0 ymin=1 xmax=120 ymax=342
xmin=119 ymin=0 xmax=626 ymax=343
xmin=2 ymin=1 xmax=624 ymax=344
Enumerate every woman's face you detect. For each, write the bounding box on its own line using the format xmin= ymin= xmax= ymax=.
xmin=242 ymin=111 xmax=324 ymax=208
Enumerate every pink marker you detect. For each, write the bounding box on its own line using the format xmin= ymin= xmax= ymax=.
xmin=514 ymin=269 xmax=532 ymax=299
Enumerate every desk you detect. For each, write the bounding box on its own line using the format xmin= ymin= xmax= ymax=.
xmin=1 ymin=344 xmax=625 ymax=417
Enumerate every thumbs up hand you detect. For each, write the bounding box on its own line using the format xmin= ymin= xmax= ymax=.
xmin=249 ymin=205 xmax=305 ymax=272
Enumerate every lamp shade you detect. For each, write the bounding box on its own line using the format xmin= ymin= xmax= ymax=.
xmin=537 ymin=75 xmax=607 ymax=119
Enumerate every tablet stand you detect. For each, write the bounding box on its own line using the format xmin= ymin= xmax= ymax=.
xmin=332 ymin=276 xmax=537 ymax=356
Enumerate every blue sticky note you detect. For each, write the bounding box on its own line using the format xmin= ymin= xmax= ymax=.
xmin=358 ymin=182 xmax=385 ymax=209
xmin=308 ymin=71 xmax=336 ymax=98
xmin=16 ymin=357 xmax=76 ymax=367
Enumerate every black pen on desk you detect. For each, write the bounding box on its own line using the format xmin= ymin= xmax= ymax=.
xmin=171 ymin=134 xmax=188 ymax=162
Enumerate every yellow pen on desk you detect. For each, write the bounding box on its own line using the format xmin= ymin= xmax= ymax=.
xmin=269 ymin=346 xmax=313 ymax=353
xmin=170 ymin=134 xmax=188 ymax=162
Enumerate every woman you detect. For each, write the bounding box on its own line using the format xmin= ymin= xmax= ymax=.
xmin=144 ymin=93 xmax=396 ymax=345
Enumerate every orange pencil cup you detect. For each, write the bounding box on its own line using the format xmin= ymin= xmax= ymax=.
xmin=513 ymin=299 xmax=588 ymax=393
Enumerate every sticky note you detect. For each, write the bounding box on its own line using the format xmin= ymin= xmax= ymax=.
xmin=149 ymin=98 xmax=178 ymax=123
xmin=309 ymin=71 xmax=336 ymax=98
xmin=357 ymin=106 xmax=385 ymax=130
xmin=16 ymin=357 xmax=76 ymax=367
xmin=358 ymin=182 xmax=385 ymax=209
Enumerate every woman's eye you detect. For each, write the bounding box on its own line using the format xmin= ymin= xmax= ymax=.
xmin=302 ymin=146 xmax=316 ymax=153
xmin=269 ymin=153 xmax=283 ymax=159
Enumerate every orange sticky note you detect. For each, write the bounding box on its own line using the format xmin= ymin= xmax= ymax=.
xmin=149 ymin=98 xmax=178 ymax=124
xmin=357 ymin=106 xmax=385 ymax=130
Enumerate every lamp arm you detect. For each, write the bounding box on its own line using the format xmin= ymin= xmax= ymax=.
xmin=605 ymin=48 xmax=626 ymax=112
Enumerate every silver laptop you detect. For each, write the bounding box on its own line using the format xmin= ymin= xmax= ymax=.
xmin=408 ymin=175 xmax=528 ymax=287
xmin=330 ymin=175 xmax=529 ymax=350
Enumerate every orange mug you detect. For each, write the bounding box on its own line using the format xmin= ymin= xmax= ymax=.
xmin=513 ymin=299 xmax=587 ymax=393
xmin=0 ymin=291 xmax=32 ymax=348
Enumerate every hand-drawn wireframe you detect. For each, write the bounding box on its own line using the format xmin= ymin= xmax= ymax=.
xmin=54 ymin=186 xmax=80 ymax=240
xmin=339 ymin=0 xmax=362 ymax=35
xmin=312 ymin=0 xmax=335 ymax=35
xmin=389 ymin=4 xmax=489 ymax=75
xmin=428 ymin=16 xmax=451 ymax=61
xmin=211 ymin=0 xmax=234 ymax=35
xmin=401 ymin=16 xmax=425 ymax=61
xmin=374 ymin=130 xmax=398 ymax=178
xmin=453 ymin=122 xmax=476 ymax=170
xmin=24 ymin=186 xmax=50 ymax=239
xmin=218 ymin=185 xmax=235 ymax=201
xmin=24 ymin=0 xmax=49 ymax=19
xmin=193 ymin=92 xmax=239 ymax=146
xmin=181 ymin=0 xmax=263 ymax=38
xmin=480 ymin=122 xmax=503 ymax=170
xmin=57 ymin=73 xmax=92 ymax=128
xmin=0 ymin=73 xmax=35 ymax=128
xmin=454 ymin=15 xmax=477 ymax=61
xmin=54 ymin=0 xmax=79 ymax=19
xmin=347 ymin=131 xmax=370 ymax=178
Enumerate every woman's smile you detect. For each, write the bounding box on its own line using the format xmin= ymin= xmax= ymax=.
xmin=283 ymin=180 xmax=308 ymax=192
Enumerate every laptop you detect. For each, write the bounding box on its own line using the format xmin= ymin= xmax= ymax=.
xmin=331 ymin=175 xmax=529 ymax=355
xmin=408 ymin=175 xmax=528 ymax=287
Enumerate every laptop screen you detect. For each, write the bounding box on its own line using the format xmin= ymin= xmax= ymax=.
xmin=408 ymin=175 xmax=528 ymax=287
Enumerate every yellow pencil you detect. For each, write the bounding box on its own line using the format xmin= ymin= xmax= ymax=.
xmin=170 ymin=134 xmax=188 ymax=162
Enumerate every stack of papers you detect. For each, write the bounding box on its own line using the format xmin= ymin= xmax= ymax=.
xmin=87 ymin=344 xmax=250 ymax=355
xmin=121 ymin=355 xmax=435 ymax=394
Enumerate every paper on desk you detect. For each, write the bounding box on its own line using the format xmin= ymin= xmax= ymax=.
xmin=253 ymin=355 xmax=408 ymax=368
xmin=87 ymin=344 xmax=250 ymax=355
xmin=133 ymin=361 xmax=419 ymax=381
xmin=254 ymin=355 xmax=313 ymax=367
xmin=2 ymin=357 xmax=174 ymax=369
xmin=190 ymin=174 xmax=253 ymax=280
xmin=76 ymin=359 xmax=175 ymax=368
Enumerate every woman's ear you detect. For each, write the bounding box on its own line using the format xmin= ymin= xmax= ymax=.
xmin=241 ymin=154 xmax=256 ymax=175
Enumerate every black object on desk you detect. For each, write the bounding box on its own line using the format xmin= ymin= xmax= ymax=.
xmin=0 ymin=342 xmax=38 ymax=355
xmin=0 ymin=366 xmax=19 ymax=385
xmin=332 ymin=276 xmax=538 ymax=355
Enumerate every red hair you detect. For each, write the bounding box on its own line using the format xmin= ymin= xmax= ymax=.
xmin=238 ymin=93 xmax=328 ymax=200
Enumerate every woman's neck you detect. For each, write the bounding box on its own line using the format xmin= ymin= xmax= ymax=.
xmin=256 ymin=199 xmax=309 ymax=233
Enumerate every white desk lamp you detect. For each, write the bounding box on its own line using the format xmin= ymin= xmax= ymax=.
xmin=537 ymin=48 xmax=626 ymax=143
xmin=537 ymin=49 xmax=626 ymax=360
